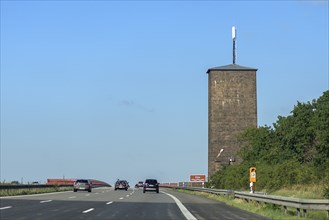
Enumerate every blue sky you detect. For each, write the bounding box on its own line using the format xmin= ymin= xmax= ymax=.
xmin=1 ymin=1 xmax=328 ymax=185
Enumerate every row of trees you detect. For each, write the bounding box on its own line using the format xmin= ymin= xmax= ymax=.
xmin=209 ymin=90 xmax=329 ymax=196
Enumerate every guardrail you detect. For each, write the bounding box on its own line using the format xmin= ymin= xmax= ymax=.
xmin=0 ymin=183 xmax=110 ymax=190
xmin=161 ymin=185 xmax=329 ymax=218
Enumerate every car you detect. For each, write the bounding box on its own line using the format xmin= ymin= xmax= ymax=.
xmin=137 ymin=181 xmax=144 ymax=188
xmin=114 ymin=180 xmax=128 ymax=191
xmin=73 ymin=179 xmax=92 ymax=192
xmin=143 ymin=179 xmax=159 ymax=193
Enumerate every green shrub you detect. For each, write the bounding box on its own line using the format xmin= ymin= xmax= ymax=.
xmin=323 ymin=186 xmax=329 ymax=199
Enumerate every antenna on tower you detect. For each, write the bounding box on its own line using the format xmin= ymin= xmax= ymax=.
xmin=232 ymin=26 xmax=236 ymax=64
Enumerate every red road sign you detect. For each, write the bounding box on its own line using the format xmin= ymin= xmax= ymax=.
xmin=190 ymin=174 xmax=206 ymax=182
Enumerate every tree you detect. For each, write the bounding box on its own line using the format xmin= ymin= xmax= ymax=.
xmin=211 ymin=91 xmax=329 ymax=190
xmin=312 ymin=90 xmax=329 ymax=166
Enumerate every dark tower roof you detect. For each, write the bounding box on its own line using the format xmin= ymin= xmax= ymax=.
xmin=206 ymin=64 xmax=257 ymax=73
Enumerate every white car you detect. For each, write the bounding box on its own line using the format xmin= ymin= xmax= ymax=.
xmin=73 ymin=179 xmax=92 ymax=192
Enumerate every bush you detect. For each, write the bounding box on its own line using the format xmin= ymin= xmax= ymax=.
xmin=323 ymin=186 xmax=329 ymax=199
xmin=209 ymin=159 xmax=323 ymax=193
xmin=213 ymin=91 xmax=329 ymax=193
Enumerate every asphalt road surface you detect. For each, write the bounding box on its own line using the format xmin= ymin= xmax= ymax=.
xmin=0 ymin=187 xmax=269 ymax=220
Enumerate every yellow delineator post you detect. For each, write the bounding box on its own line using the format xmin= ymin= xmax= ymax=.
xmin=250 ymin=167 xmax=256 ymax=193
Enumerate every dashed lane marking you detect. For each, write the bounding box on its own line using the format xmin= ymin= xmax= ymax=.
xmin=119 ymin=197 xmax=124 ymax=200
xmin=106 ymin=201 xmax=113 ymax=205
xmin=1 ymin=191 xmax=70 ymax=198
xmin=40 ymin=200 xmax=52 ymax=203
xmin=0 ymin=206 xmax=12 ymax=210
xmin=82 ymin=208 xmax=94 ymax=214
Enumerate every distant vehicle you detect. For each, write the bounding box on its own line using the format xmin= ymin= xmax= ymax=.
xmin=73 ymin=179 xmax=92 ymax=192
xmin=11 ymin=181 xmax=20 ymax=185
xmin=32 ymin=181 xmax=39 ymax=185
xmin=143 ymin=179 xmax=159 ymax=193
xmin=137 ymin=181 xmax=144 ymax=188
xmin=115 ymin=180 xmax=128 ymax=191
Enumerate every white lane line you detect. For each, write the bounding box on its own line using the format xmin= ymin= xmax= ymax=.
xmin=126 ymin=195 xmax=130 ymax=197
xmin=119 ymin=197 xmax=124 ymax=200
xmin=85 ymin=194 xmax=90 ymax=196
xmin=0 ymin=206 xmax=12 ymax=210
xmin=162 ymin=192 xmax=197 ymax=220
xmin=106 ymin=201 xmax=113 ymax=205
xmin=68 ymin=196 xmax=76 ymax=199
xmin=40 ymin=200 xmax=52 ymax=203
xmin=82 ymin=208 xmax=94 ymax=213
xmin=1 ymin=191 xmax=70 ymax=198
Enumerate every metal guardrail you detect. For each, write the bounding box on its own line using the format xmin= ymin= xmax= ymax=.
xmin=0 ymin=183 xmax=110 ymax=190
xmin=161 ymin=186 xmax=329 ymax=218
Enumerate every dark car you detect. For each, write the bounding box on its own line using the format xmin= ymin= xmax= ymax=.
xmin=115 ymin=180 xmax=128 ymax=191
xmin=73 ymin=179 xmax=92 ymax=192
xmin=137 ymin=181 xmax=144 ymax=188
xmin=143 ymin=179 xmax=159 ymax=193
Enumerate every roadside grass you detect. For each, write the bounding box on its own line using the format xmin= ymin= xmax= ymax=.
xmin=0 ymin=187 xmax=72 ymax=197
xmin=269 ymin=184 xmax=327 ymax=199
xmin=176 ymin=189 xmax=328 ymax=220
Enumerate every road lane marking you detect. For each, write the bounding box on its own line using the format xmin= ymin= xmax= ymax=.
xmin=40 ymin=200 xmax=52 ymax=203
xmin=1 ymin=191 xmax=70 ymax=198
xmin=126 ymin=195 xmax=130 ymax=197
xmin=85 ymin=194 xmax=90 ymax=196
xmin=119 ymin=197 xmax=124 ymax=200
xmin=162 ymin=192 xmax=197 ymax=220
xmin=106 ymin=201 xmax=113 ymax=205
xmin=69 ymin=196 xmax=76 ymax=199
xmin=82 ymin=208 xmax=94 ymax=213
xmin=0 ymin=206 xmax=12 ymax=210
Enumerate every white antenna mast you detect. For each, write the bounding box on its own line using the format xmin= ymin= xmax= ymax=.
xmin=232 ymin=26 xmax=236 ymax=64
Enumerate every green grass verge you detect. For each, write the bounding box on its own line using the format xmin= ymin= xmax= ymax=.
xmin=176 ymin=189 xmax=328 ymax=220
xmin=269 ymin=184 xmax=327 ymax=199
xmin=0 ymin=187 xmax=73 ymax=197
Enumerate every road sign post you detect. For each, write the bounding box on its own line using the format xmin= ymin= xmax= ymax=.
xmin=190 ymin=174 xmax=206 ymax=187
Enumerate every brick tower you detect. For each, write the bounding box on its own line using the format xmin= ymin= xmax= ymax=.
xmin=207 ymin=64 xmax=258 ymax=178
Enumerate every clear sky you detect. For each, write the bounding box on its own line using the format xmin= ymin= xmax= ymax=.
xmin=1 ymin=1 xmax=328 ymax=185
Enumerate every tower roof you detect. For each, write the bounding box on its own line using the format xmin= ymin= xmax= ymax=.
xmin=206 ymin=64 xmax=257 ymax=73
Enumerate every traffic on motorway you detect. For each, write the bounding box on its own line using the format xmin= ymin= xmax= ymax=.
xmin=0 ymin=179 xmax=269 ymax=220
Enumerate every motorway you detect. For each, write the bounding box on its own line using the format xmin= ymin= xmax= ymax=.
xmin=0 ymin=187 xmax=269 ymax=220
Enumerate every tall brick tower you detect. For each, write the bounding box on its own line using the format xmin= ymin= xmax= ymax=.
xmin=207 ymin=27 xmax=258 ymax=178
